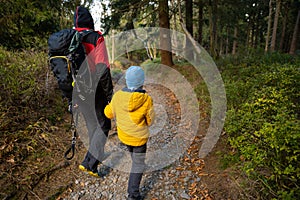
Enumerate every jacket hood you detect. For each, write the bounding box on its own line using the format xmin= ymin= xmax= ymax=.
xmin=121 ymin=88 xmax=149 ymax=112
xmin=74 ymin=6 xmax=94 ymax=29
xmin=128 ymin=93 xmax=149 ymax=112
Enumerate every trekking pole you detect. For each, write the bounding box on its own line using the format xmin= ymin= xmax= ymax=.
xmin=64 ymin=112 xmax=78 ymax=160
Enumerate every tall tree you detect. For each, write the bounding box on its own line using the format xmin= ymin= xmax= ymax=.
xmin=170 ymin=0 xmax=179 ymax=56
xmin=270 ymin=0 xmax=281 ymax=52
xmin=159 ymin=0 xmax=174 ymax=66
xmin=279 ymin=2 xmax=288 ymax=52
xmin=186 ymin=0 xmax=193 ymax=37
xmin=197 ymin=0 xmax=204 ymax=44
xmin=265 ymin=0 xmax=273 ymax=52
xmin=232 ymin=27 xmax=238 ymax=55
xmin=185 ymin=0 xmax=194 ymax=60
xmin=0 ymin=0 xmax=92 ymax=49
xmin=101 ymin=0 xmax=153 ymax=34
xmin=208 ymin=0 xmax=218 ymax=58
xmin=289 ymin=8 xmax=300 ymax=55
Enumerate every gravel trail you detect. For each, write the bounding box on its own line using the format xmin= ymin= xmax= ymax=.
xmin=63 ymin=84 xmax=210 ymax=200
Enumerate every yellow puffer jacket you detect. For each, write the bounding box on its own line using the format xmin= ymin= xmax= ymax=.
xmin=104 ymin=88 xmax=155 ymax=146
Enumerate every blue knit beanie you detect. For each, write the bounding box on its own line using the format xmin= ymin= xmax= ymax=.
xmin=125 ymin=66 xmax=145 ymax=90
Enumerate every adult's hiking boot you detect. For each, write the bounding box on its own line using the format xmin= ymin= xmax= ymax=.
xmin=79 ymin=164 xmax=105 ymax=178
xmin=79 ymin=164 xmax=88 ymax=172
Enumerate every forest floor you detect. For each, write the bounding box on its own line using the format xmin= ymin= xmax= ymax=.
xmin=0 ymin=65 xmax=251 ymax=200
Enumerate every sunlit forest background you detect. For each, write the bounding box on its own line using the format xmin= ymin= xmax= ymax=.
xmin=0 ymin=0 xmax=299 ymax=199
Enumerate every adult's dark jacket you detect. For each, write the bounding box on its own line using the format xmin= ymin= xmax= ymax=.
xmin=74 ymin=6 xmax=113 ymax=132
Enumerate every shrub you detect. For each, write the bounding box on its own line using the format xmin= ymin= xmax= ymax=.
xmin=217 ymin=49 xmax=299 ymax=68
xmin=0 ymin=46 xmax=64 ymax=132
xmin=224 ymin=61 xmax=300 ymax=199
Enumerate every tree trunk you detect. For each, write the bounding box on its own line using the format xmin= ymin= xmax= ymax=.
xmin=185 ymin=0 xmax=193 ymax=37
xmin=232 ymin=27 xmax=238 ymax=55
xmin=270 ymin=0 xmax=281 ymax=52
xmin=279 ymin=3 xmax=288 ymax=52
xmin=185 ymin=0 xmax=194 ymax=60
xmin=147 ymin=40 xmax=154 ymax=59
xmin=225 ymin=27 xmax=229 ymax=55
xmin=289 ymin=9 xmax=300 ymax=55
xmin=171 ymin=0 xmax=178 ymax=31
xmin=265 ymin=0 xmax=273 ymax=52
xmin=250 ymin=15 xmax=255 ymax=48
xmin=159 ymin=0 xmax=174 ymax=66
xmin=178 ymin=0 xmax=202 ymax=57
xmin=208 ymin=0 xmax=218 ymax=58
xmin=254 ymin=13 xmax=259 ymax=48
xmin=198 ymin=0 xmax=204 ymax=44
xmin=208 ymin=1 xmax=213 ymax=53
xmin=171 ymin=0 xmax=179 ymax=56
xmin=246 ymin=22 xmax=251 ymax=49
xmin=219 ymin=37 xmax=223 ymax=56
xmin=111 ymin=30 xmax=115 ymax=64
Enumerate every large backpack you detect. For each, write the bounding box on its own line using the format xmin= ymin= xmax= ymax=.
xmin=48 ymin=29 xmax=93 ymax=102
xmin=48 ymin=29 xmax=95 ymax=160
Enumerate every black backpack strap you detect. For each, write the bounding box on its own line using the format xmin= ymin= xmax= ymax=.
xmin=64 ymin=112 xmax=78 ymax=160
xmin=68 ymin=30 xmax=93 ymax=54
xmin=79 ymin=30 xmax=94 ymax=41
xmin=49 ymin=56 xmax=71 ymax=73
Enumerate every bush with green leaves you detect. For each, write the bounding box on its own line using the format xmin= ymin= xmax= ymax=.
xmin=223 ymin=59 xmax=300 ymax=199
xmin=0 ymin=46 xmax=64 ymax=132
xmin=0 ymin=48 xmax=44 ymax=103
xmin=0 ymin=47 xmax=73 ymax=199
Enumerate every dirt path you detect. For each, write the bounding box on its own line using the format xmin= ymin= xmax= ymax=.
xmin=56 ymin=84 xmax=242 ymax=199
xmin=0 ymin=76 xmax=243 ymax=200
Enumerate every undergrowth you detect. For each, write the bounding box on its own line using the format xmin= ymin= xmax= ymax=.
xmin=2 ymin=46 xmax=299 ymax=199
xmin=0 ymin=46 xmax=66 ymax=132
xmin=220 ymin=52 xmax=300 ymax=199
xmin=0 ymin=46 xmax=68 ymax=199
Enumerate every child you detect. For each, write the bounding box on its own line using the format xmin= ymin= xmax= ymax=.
xmin=104 ymin=66 xmax=155 ymax=200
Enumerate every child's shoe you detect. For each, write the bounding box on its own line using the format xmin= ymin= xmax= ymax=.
xmin=88 ymin=170 xmax=104 ymax=178
xmin=128 ymin=195 xmax=142 ymax=200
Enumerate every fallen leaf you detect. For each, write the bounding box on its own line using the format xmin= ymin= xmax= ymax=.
xmin=7 ymin=158 xmax=15 ymax=163
xmin=198 ymin=173 xmax=209 ymax=176
xmin=0 ymin=144 xmax=6 ymax=150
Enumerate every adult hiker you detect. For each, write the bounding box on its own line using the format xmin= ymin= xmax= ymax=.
xmin=73 ymin=6 xmax=113 ymax=177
